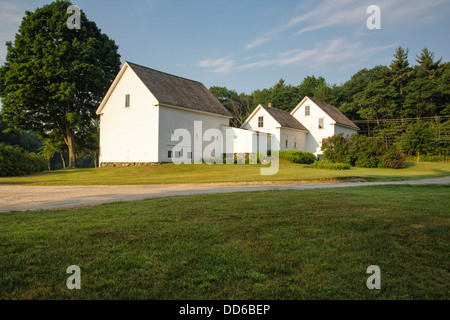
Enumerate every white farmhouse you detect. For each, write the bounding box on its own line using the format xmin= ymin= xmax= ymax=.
xmin=241 ymin=103 xmax=308 ymax=153
xmin=96 ymin=62 xmax=359 ymax=165
xmin=290 ymin=96 xmax=360 ymax=155
xmin=242 ymin=97 xmax=360 ymax=156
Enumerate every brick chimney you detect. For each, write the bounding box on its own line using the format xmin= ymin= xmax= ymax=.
xmin=268 ymin=103 xmax=273 ymax=107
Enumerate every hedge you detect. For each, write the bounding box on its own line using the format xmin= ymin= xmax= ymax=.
xmin=279 ymin=150 xmax=316 ymax=164
xmin=321 ymin=133 xmax=406 ymax=169
xmin=309 ymin=160 xmax=351 ymax=170
xmin=0 ymin=143 xmax=47 ymax=177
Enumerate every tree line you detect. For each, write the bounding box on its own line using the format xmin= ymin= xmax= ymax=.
xmin=210 ymin=46 xmax=449 ymax=159
xmin=211 ymin=46 xmax=449 ymax=124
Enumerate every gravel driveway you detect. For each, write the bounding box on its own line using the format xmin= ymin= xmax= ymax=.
xmin=1 ymin=177 xmax=449 ymax=212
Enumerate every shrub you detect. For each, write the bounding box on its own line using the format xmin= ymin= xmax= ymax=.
xmin=0 ymin=143 xmax=47 ymax=177
xmin=279 ymin=150 xmax=316 ymax=164
xmin=378 ymin=145 xmax=406 ymax=169
xmin=321 ymin=134 xmax=350 ymax=164
xmin=354 ymin=136 xmax=385 ymax=168
xmin=219 ymin=152 xmax=274 ymax=164
xmin=321 ymin=133 xmax=406 ymax=169
xmin=309 ymin=160 xmax=351 ymax=170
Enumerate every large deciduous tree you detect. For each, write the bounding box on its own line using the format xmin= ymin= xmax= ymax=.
xmin=0 ymin=0 xmax=121 ymax=168
xmin=252 ymin=79 xmax=301 ymax=111
xmin=340 ymin=65 xmax=397 ymax=123
xmin=209 ymin=86 xmax=252 ymax=127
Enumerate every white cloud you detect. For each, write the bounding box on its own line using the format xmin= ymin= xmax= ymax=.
xmin=245 ymin=0 xmax=450 ymax=50
xmin=197 ymin=56 xmax=236 ymax=74
xmin=0 ymin=0 xmax=29 ymax=64
xmin=199 ymin=38 xmax=396 ymax=74
xmin=245 ymin=37 xmax=271 ymax=51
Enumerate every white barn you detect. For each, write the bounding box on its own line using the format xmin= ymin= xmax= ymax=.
xmin=96 ymin=62 xmax=359 ymax=165
xmin=96 ymin=62 xmax=232 ymax=165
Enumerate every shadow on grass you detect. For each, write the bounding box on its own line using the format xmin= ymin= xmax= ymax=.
xmin=0 ymin=168 xmax=95 ymax=185
xmin=405 ymin=162 xmax=417 ymax=168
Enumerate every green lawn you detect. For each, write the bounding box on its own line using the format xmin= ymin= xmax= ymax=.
xmin=0 ymin=184 xmax=448 ymax=299
xmin=0 ymin=160 xmax=449 ymax=185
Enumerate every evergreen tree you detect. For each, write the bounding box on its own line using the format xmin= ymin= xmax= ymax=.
xmin=386 ymin=46 xmax=413 ymax=119
xmin=438 ymin=62 xmax=450 ymax=116
xmin=404 ymin=48 xmax=444 ymax=118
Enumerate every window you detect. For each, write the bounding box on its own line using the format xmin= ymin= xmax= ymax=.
xmin=258 ymin=116 xmax=264 ymax=128
xmin=125 ymin=94 xmax=130 ymax=108
xmin=187 ymin=152 xmax=192 ymax=159
xmin=294 ymin=136 xmax=297 ymax=149
xmin=305 ymin=105 xmax=310 ymax=116
xmin=285 ymin=135 xmax=288 ymax=148
xmin=318 ymin=118 xmax=324 ymax=129
xmin=168 ymin=150 xmax=172 ymax=158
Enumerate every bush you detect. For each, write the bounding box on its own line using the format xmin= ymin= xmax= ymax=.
xmin=0 ymin=143 xmax=47 ymax=177
xmin=321 ymin=133 xmax=406 ymax=169
xmin=218 ymin=152 xmax=274 ymax=164
xmin=378 ymin=145 xmax=406 ymax=169
xmin=321 ymin=134 xmax=350 ymax=164
xmin=279 ymin=150 xmax=316 ymax=164
xmin=354 ymin=136 xmax=385 ymax=168
xmin=309 ymin=160 xmax=351 ymax=170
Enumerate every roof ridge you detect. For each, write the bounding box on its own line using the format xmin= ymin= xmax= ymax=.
xmin=124 ymin=61 xmax=232 ymax=118
xmin=307 ymin=97 xmax=359 ymax=130
xmin=125 ymin=61 xmax=203 ymax=85
xmin=260 ymin=104 xmax=291 ymax=114
xmin=309 ymin=97 xmax=335 ymax=109
xmin=259 ymin=104 xmax=308 ymax=131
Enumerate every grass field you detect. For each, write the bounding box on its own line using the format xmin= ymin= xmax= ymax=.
xmin=0 ymin=160 xmax=449 ymax=185
xmin=0 ymin=184 xmax=448 ymax=299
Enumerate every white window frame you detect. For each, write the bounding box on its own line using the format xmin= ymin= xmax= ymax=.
xmin=258 ymin=116 xmax=264 ymax=128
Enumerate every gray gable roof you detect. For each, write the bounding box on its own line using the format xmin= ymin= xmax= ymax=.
xmin=127 ymin=62 xmax=232 ymax=117
xmin=308 ymin=97 xmax=359 ymax=130
xmin=260 ymin=105 xmax=308 ymax=131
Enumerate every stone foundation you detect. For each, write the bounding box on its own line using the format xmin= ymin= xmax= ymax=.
xmin=100 ymin=162 xmax=161 ymax=167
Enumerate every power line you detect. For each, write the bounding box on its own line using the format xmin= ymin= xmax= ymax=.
xmin=353 ymin=116 xmax=450 ymax=124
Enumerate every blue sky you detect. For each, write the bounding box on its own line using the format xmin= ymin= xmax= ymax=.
xmin=0 ymin=0 xmax=449 ymax=94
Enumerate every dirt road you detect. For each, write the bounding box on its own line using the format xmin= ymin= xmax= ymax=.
xmin=1 ymin=177 xmax=449 ymax=212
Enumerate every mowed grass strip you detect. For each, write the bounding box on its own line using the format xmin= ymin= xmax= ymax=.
xmin=0 ymin=160 xmax=449 ymax=185
xmin=0 ymin=184 xmax=448 ymax=299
